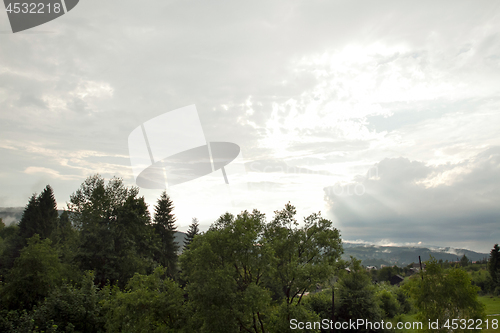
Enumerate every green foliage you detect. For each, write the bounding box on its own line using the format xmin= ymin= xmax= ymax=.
xmin=0 ymin=222 xmax=17 ymax=239
xmin=181 ymin=210 xmax=271 ymax=333
xmin=68 ymin=175 xmax=155 ymax=288
xmin=31 ymin=271 xmax=106 ymax=332
xmin=0 ymin=224 xmax=23 ymax=278
xmin=6 ymin=179 xmax=495 ymax=333
xmin=336 ymin=258 xmax=382 ymax=331
xmin=403 ymin=257 xmax=486 ymax=333
xmin=488 ymin=244 xmax=500 ymax=286
xmin=0 ymin=217 xmax=5 ymax=257
xmin=50 ymin=210 xmax=77 ymax=248
xmin=303 ymin=290 xmax=333 ymax=323
xmin=268 ymin=300 xmax=321 ymax=333
xmin=374 ymin=266 xmax=402 ymax=283
xmin=262 ymin=203 xmax=343 ymax=306
xmin=470 ymin=269 xmax=494 ymax=295
xmin=185 ymin=204 xmax=341 ymax=332
xmin=394 ymin=286 xmax=413 ymax=314
xmin=461 ymin=254 xmax=471 ymax=267
xmin=51 ymin=216 xmax=80 ymax=284
xmin=1 ymin=235 xmax=63 ymax=310
xmin=1 ymin=186 xmax=59 ymax=278
xmin=153 ymin=191 xmax=178 ymax=278
xmin=103 ymin=266 xmax=184 ymax=333
xmin=181 ymin=204 xmax=343 ymax=333
xmin=19 ymin=185 xmax=59 ymax=241
xmin=0 ymin=309 xmax=40 ymax=333
xmin=377 ymin=288 xmax=400 ymax=319
xmin=183 ymin=217 xmax=199 ymax=250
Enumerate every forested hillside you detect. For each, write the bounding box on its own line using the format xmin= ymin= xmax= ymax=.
xmin=342 ymin=244 xmax=488 ymax=267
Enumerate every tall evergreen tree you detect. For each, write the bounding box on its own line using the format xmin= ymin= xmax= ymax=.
xmin=183 ymin=217 xmax=199 ymax=250
xmin=488 ymin=244 xmax=500 ymax=286
xmin=18 ymin=185 xmax=58 ymax=241
xmin=37 ymin=185 xmax=59 ymax=239
xmin=460 ymin=254 xmax=470 ymax=267
xmin=18 ymin=194 xmax=40 ymax=240
xmin=153 ymin=191 xmax=178 ymax=277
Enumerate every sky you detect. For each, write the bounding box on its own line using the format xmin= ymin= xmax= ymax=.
xmin=1 ymin=0 xmax=499 ymax=253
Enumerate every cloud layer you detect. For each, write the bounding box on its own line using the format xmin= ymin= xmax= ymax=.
xmin=0 ymin=1 xmax=499 ymax=251
xmin=325 ymin=147 xmax=500 ymax=252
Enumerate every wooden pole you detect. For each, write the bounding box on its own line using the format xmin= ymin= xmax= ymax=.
xmin=419 ymin=255 xmax=423 ymax=280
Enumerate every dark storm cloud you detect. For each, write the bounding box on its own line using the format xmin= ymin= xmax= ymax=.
xmin=324 ymin=147 xmax=500 ymax=251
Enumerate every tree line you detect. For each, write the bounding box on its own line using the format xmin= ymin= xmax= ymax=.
xmin=0 ymin=174 xmax=498 ymax=332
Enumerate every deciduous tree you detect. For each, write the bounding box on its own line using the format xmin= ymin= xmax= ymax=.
xmin=103 ymin=266 xmax=184 ymax=333
xmin=68 ymin=175 xmax=155 ymax=287
xmin=262 ymin=203 xmax=343 ymax=308
xmin=181 ymin=210 xmax=271 ymax=333
xmin=403 ymin=257 xmax=485 ymax=333
xmin=1 ymin=235 xmax=63 ymax=310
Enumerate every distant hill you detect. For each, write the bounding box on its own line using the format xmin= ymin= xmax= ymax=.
xmin=0 ymin=207 xmax=24 ymax=225
xmin=1 ymin=207 xmax=488 ymax=264
xmin=342 ymin=242 xmax=489 ymax=267
xmin=0 ymin=207 xmax=68 ymax=226
xmin=174 ymin=231 xmax=187 ymax=251
xmin=1 ymin=206 xmax=189 ymax=250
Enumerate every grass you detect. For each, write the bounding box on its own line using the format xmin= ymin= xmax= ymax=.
xmin=478 ymin=295 xmax=500 ymax=333
xmin=478 ymin=295 xmax=500 ymax=316
xmin=395 ymin=295 xmax=500 ymax=332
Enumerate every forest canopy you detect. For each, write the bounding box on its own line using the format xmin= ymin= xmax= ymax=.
xmin=0 ymin=175 xmax=493 ymax=333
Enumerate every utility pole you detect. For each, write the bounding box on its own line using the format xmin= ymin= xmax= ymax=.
xmin=419 ymin=255 xmax=423 ymax=280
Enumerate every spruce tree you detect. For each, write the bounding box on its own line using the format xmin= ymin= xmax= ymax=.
xmin=18 ymin=185 xmax=58 ymax=241
xmin=489 ymin=244 xmax=500 ymax=286
xmin=153 ymin=191 xmax=178 ymax=277
xmin=18 ymin=194 xmax=40 ymax=240
xmin=38 ymin=185 xmax=59 ymax=239
xmin=184 ymin=217 xmax=199 ymax=250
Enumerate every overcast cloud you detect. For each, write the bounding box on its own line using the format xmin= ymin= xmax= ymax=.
xmin=1 ymin=0 xmax=499 ymax=252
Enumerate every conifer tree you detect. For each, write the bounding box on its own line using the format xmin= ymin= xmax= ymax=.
xmin=489 ymin=244 xmax=500 ymax=286
xmin=184 ymin=217 xmax=199 ymax=250
xmin=38 ymin=185 xmax=59 ymax=239
xmin=153 ymin=191 xmax=178 ymax=277
xmin=18 ymin=194 xmax=40 ymax=240
xmin=18 ymin=185 xmax=58 ymax=241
